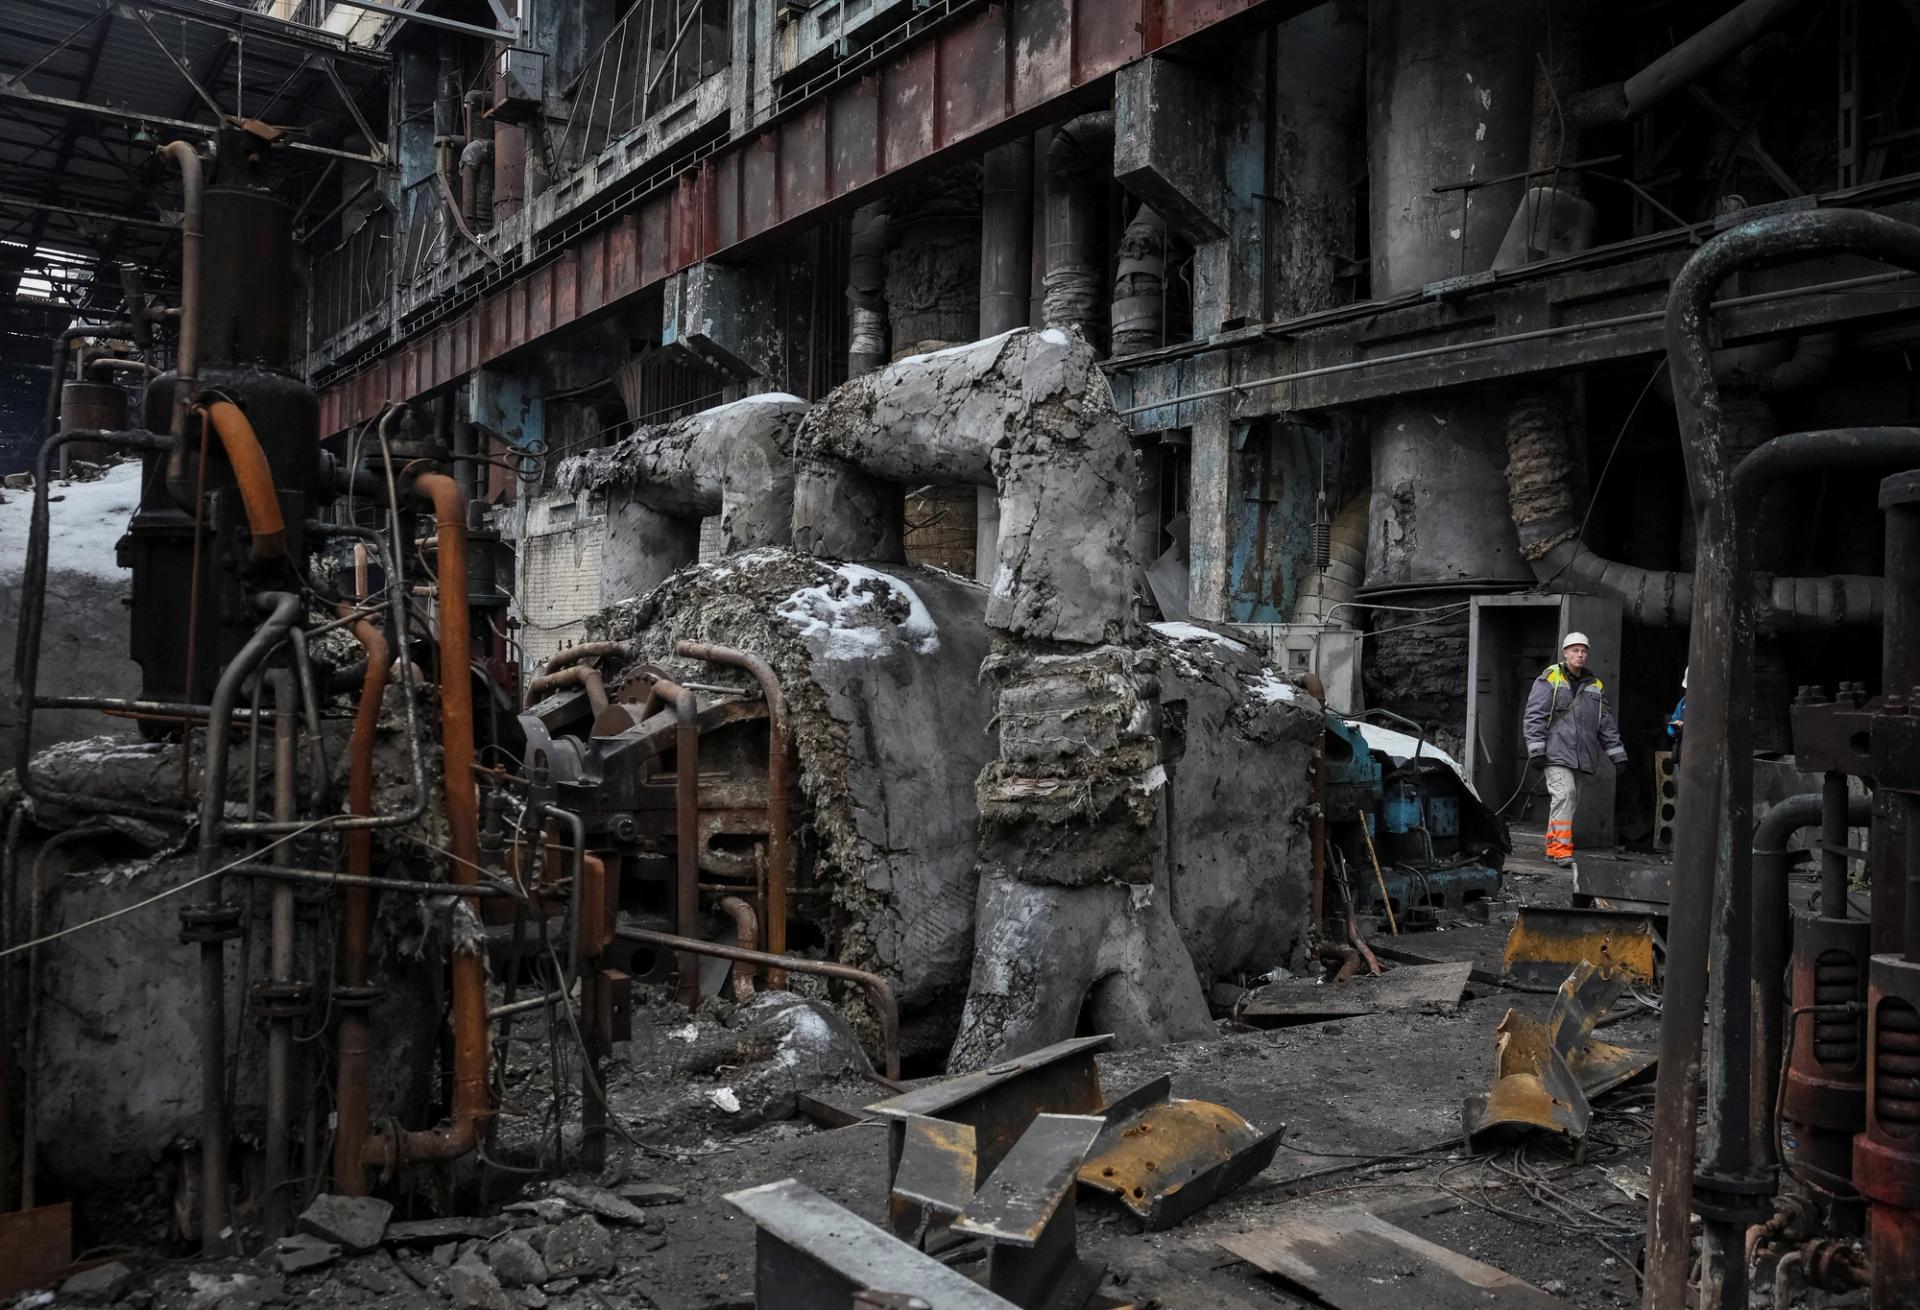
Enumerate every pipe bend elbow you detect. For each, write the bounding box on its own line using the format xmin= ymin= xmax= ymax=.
xmin=197 ymin=400 xmax=287 ymax=560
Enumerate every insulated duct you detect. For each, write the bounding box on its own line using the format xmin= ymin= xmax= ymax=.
xmin=847 ymin=202 xmax=890 ymax=377
xmin=1503 ymin=387 xmax=1883 ymax=630
xmin=1043 ymin=112 xmax=1113 ymax=351
xmin=1110 ymin=205 xmax=1166 ymax=357
xmin=1289 ymin=495 xmax=1368 ymax=624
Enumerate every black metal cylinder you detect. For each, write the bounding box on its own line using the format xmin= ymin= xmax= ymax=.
xmin=1879 ymin=473 xmax=1920 ymax=957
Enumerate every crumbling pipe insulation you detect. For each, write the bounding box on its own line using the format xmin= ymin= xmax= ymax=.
xmin=1110 ymin=205 xmax=1166 ymax=357
xmin=1043 ymin=112 xmax=1113 ymax=351
xmin=554 ymin=392 xmax=806 ymax=563
xmin=1289 ymin=496 xmax=1368 ymax=624
xmin=1503 ymin=387 xmax=1886 ymax=630
xmin=847 ymin=202 xmax=890 ymax=377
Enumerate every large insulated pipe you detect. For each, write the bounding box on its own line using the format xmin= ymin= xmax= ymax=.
xmin=978 ymin=139 xmax=1034 ymax=583
xmin=1505 ymin=388 xmax=1886 ymax=629
xmin=332 ymin=606 xmax=388 ymax=1196
xmin=1642 ymin=211 xmax=1920 ymax=1310
xmin=363 ymin=473 xmax=488 ymax=1173
xmin=192 ymin=590 xmax=300 ymax=1252
xmin=1577 ymin=0 xmax=1819 ymax=125
xmin=847 ymin=202 xmax=891 ymax=377
xmin=1110 ymin=206 xmax=1166 ymax=357
xmin=676 ymin=640 xmax=790 ymax=985
xmin=1043 ymin=112 xmax=1112 ymax=351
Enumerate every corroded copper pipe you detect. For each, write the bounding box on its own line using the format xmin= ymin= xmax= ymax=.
xmin=365 ymin=472 xmax=490 ymax=1172
xmin=194 ymin=400 xmax=287 ymax=559
xmin=523 ymin=663 xmax=609 ymax=715
xmin=643 ymin=674 xmax=702 ymax=1009
xmin=718 ymin=896 xmax=758 ymax=1001
xmin=543 ymin=641 xmax=627 ymax=673
xmin=332 ymin=606 xmax=388 ymax=1196
xmin=613 ymin=927 xmax=900 ymax=1081
xmin=675 ymin=641 xmax=790 ymax=985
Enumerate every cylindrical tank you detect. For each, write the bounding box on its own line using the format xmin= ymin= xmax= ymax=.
xmin=59 ymin=379 xmax=128 ymax=472
xmin=125 ymin=127 xmax=321 ymax=714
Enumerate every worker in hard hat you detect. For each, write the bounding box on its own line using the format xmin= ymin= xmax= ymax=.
xmin=1522 ymin=633 xmax=1628 ymax=866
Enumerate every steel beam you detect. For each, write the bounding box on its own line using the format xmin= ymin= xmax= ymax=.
xmin=0 ymin=81 xmax=381 ymax=165
xmin=0 ymin=195 xmax=176 ymax=232
xmin=102 ymin=0 xmax=390 ymax=67
xmin=313 ymin=0 xmax=1315 ymax=434
xmin=321 ymin=0 xmax=516 ymax=43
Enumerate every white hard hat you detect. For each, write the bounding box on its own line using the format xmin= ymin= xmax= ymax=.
xmin=1562 ymin=632 xmax=1590 ymax=650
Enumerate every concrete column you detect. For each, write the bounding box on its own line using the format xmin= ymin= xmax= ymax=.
xmin=976 ymin=140 xmax=1034 ymax=584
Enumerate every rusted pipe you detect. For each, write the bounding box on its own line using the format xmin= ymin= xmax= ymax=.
xmin=523 ymin=664 xmax=609 ymax=716
xmin=614 ymin=927 xmax=900 ymax=1081
xmin=718 ymin=897 xmax=758 ymax=1001
xmin=543 ymin=641 xmax=627 ymax=674
xmin=1644 ymin=210 xmax=1920 ymax=1310
xmin=262 ymin=668 xmax=299 ymax=1240
xmin=364 ymin=471 xmax=489 ymax=1174
xmin=675 ymin=640 xmax=790 ymax=984
xmin=194 ymin=400 xmax=287 ymax=560
xmin=643 ymin=674 xmax=703 ymax=1009
xmin=84 ymin=356 xmax=158 ymax=380
xmin=157 ymin=141 xmax=201 ymax=481
xmin=331 ymin=604 xmax=387 ymax=1196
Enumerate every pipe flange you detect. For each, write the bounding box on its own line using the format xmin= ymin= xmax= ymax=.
xmin=1691 ymin=1166 xmax=1778 ymax=1223
xmin=332 ymin=983 xmax=386 ymax=1010
xmin=177 ymin=902 xmax=243 ymax=943
xmin=252 ymin=978 xmax=313 ymax=1018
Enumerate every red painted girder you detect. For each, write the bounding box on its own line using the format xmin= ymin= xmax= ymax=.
xmin=318 ymin=0 xmax=1296 ymax=435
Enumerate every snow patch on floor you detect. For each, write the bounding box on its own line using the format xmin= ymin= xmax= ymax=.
xmin=0 ymin=461 xmax=141 ymax=583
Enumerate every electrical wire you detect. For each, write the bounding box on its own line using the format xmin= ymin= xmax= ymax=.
xmin=0 ymin=817 xmax=331 ymax=959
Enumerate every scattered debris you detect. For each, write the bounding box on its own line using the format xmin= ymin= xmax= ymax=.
xmin=449 ymin=1253 xmax=515 ymax=1310
xmin=1502 ymin=906 xmax=1657 ymax=988
xmin=547 ymin=1179 xmax=653 ymax=1225
xmin=615 ymin=1182 xmax=688 ymax=1207
xmin=1463 ymin=961 xmax=1657 ymax=1144
xmin=951 ymin=1113 xmax=1107 ymax=1308
xmin=1237 ymin=961 xmax=1475 ymax=1025
xmin=296 ymin=1193 xmax=393 ymax=1254
xmin=539 ymin=1214 xmax=615 ymax=1280
xmin=1220 ymin=1205 xmax=1578 ymax=1309
xmin=1077 ymin=1075 xmax=1284 ymax=1230
xmin=274 ymin=1233 xmax=341 ymax=1275
xmin=728 ymin=1178 xmax=1016 ymax=1309
xmin=484 ymin=1232 xmax=548 ymax=1287
xmin=58 ymin=1260 xmax=134 ymax=1302
xmin=386 ymin=1215 xmax=511 ymax=1245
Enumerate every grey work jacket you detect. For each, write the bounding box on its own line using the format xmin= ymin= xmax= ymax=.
xmin=1523 ymin=663 xmax=1628 ymax=774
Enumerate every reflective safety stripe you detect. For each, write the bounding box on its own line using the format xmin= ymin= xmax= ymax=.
xmin=1546 ymin=822 xmax=1574 ymax=860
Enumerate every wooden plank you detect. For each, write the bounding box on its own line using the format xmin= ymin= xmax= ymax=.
xmin=1220 ymin=1205 xmax=1576 ymax=1310
xmin=0 ymin=1202 xmax=73 ymax=1298
xmin=1239 ymin=962 xmax=1475 ymax=1025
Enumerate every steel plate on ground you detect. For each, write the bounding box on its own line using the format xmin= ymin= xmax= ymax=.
xmin=1076 ymin=1076 xmax=1283 ymax=1230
